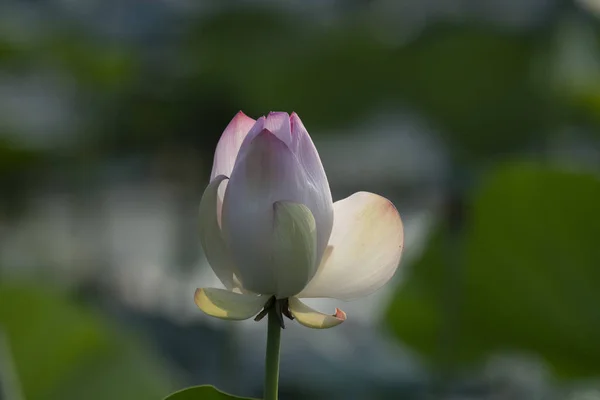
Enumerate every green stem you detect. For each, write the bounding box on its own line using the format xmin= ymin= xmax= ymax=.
xmin=264 ymin=308 xmax=281 ymax=400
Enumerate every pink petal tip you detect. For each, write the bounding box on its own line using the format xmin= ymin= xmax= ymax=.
xmin=334 ymin=308 xmax=347 ymax=321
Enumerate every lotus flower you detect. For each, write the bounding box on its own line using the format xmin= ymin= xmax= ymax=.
xmin=195 ymin=111 xmax=404 ymax=329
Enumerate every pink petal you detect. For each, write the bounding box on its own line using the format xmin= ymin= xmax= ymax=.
xmin=210 ymin=111 xmax=256 ymax=181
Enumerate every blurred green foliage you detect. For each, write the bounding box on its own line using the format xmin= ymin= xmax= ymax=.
xmin=2 ymin=8 xmax=598 ymax=165
xmin=163 ymin=385 xmax=257 ymax=400
xmin=0 ymin=283 xmax=173 ymax=400
xmin=386 ymin=162 xmax=600 ymax=378
xmin=1 ymin=3 xmax=600 ymax=398
xmin=181 ymin=15 xmax=559 ymax=160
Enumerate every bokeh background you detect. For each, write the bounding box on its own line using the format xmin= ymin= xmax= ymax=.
xmin=1 ymin=0 xmax=600 ymax=399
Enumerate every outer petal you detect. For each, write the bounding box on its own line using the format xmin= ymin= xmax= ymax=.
xmin=290 ymin=112 xmax=334 ymax=257
xmin=222 ymin=130 xmax=327 ymax=296
xmin=298 ymin=192 xmax=404 ymax=300
xmin=209 ymin=112 xmax=256 ymax=222
xmin=194 ymin=288 xmax=265 ymax=320
xmin=236 ymin=115 xmax=266 ymax=154
xmin=288 ymin=297 xmax=346 ymax=329
xmin=199 ymin=175 xmax=236 ymax=289
xmin=210 ymin=111 xmax=256 ymax=181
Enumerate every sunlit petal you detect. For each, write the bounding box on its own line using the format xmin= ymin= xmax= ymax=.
xmin=298 ymin=192 xmax=403 ymax=300
xmin=288 ymin=297 xmax=346 ymax=329
xmin=194 ymin=288 xmax=266 ymax=320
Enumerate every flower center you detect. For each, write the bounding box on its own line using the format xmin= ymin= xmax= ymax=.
xmin=254 ymin=296 xmax=294 ymax=328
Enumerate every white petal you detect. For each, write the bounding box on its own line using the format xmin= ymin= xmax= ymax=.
xmin=288 ymin=297 xmax=346 ymax=329
xmin=222 ymin=130 xmax=329 ymax=296
xmin=271 ymin=202 xmax=317 ymax=298
xmin=210 ymin=111 xmax=256 ymax=181
xmin=298 ymin=192 xmax=404 ymax=300
xmin=194 ymin=288 xmax=266 ymax=320
xmin=199 ymin=175 xmax=236 ymax=289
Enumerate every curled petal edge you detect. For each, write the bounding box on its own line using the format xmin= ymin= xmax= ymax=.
xmin=199 ymin=175 xmax=236 ymax=289
xmin=288 ymin=297 xmax=346 ymax=329
xmin=194 ymin=288 xmax=265 ymax=320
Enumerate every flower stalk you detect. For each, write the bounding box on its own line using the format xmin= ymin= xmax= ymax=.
xmin=264 ymin=307 xmax=282 ymax=400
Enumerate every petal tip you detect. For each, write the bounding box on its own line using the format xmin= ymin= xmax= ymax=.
xmin=228 ymin=110 xmax=255 ymax=127
xmin=361 ymin=191 xmax=403 ymax=223
xmin=333 ymin=307 xmax=347 ymax=321
xmin=268 ymin=111 xmax=289 ymax=117
xmin=251 ymin=128 xmax=291 ymax=150
xmin=210 ymin=113 xmax=256 ymax=181
xmin=288 ymin=298 xmax=346 ymax=329
xmin=289 ymin=112 xmax=302 ymax=127
xmin=254 ymin=128 xmax=275 ymax=140
xmin=384 ymin=197 xmax=396 ymax=209
xmin=193 ymin=287 xmax=206 ymax=308
xmin=376 ymin=196 xmax=405 ymax=260
xmin=264 ymin=112 xmax=292 ymax=145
